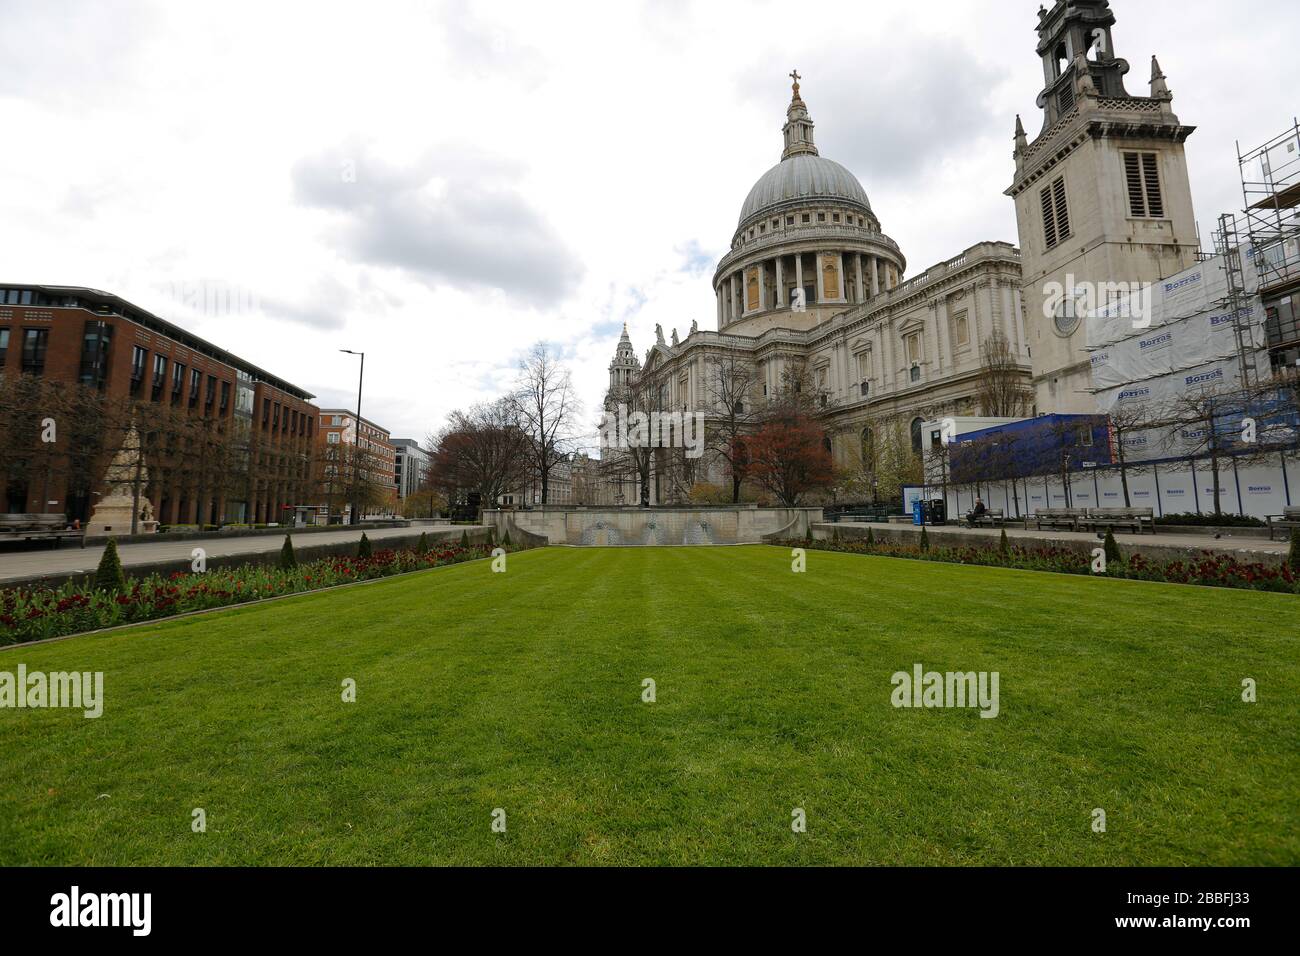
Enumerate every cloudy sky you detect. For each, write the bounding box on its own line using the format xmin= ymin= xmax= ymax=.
xmin=2 ymin=0 xmax=1295 ymax=444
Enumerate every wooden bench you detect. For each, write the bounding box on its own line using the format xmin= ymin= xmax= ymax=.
xmin=1267 ymin=506 xmax=1300 ymax=541
xmin=1033 ymin=508 xmax=1086 ymax=532
xmin=1079 ymin=508 xmax=1155 ymax=535
xmin=970 ymin=509 xmax=1007 ymax=528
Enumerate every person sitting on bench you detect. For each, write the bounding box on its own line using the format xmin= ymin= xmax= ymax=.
xmin=966 ymin=499 xmax=987 ymax=527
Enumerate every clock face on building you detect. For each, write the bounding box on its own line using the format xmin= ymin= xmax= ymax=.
xmin=1054 ymin=297 xmax=1082 ymax=337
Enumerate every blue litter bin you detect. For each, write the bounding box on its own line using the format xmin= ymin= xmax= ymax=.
xmin=912 ymin=500 xmax=925 ymax=526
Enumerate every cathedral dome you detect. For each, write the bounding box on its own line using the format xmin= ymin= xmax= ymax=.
xmin=738 ymin=154 xmax=872 ymax=228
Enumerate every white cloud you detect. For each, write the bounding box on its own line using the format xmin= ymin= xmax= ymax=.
xmin=0 ymin=0 xmax=1294 ymax=440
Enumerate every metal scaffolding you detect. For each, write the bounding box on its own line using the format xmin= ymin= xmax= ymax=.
xmin=1237 ymin=118 xmax=1300 ymax=366
xmin=1239 ymin=118 xmax=1300 ymax=280
xmin=1213 ymin=212 xmax=1260 ymax=389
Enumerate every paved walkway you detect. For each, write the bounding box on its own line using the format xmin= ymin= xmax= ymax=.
xmin=835 ymin=521 xmax=1287 ymax=557
xmin=0 ymin=526 xmax=449 ymax=585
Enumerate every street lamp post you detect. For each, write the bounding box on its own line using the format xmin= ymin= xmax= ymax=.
xmin=340 ymin=349 xmax=365 ymax=526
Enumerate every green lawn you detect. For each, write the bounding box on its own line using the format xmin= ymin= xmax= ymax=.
xmin=1 ymin=545 xmax=1296 ymax=866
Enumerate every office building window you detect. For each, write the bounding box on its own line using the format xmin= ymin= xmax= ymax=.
xmin=130 ymin=346 xmax=148 ymax=396
xmin=151 ymin=355 xmax=167 ymax=402
xmin=22 ymin=329 xmax=50 ymax=376
xmin=78 ymin=321 xmax=113 ymax=390
xmin=189 ymin=368 xmax=201 ymax=407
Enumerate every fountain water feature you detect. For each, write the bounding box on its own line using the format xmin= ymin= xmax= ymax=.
xmin=579 ymin=521 xmax=625 ymax=547
xmin=683 ymin=520 xmax=715 ymax=545
xmin=485 ymin=506 xmax=824 ymax=547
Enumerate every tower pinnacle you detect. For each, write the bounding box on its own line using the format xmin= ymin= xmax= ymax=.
xmin=781 ymin=70 xmax=818 ymax=160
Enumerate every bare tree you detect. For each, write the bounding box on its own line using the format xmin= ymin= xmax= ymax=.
xmin=865 ymin=415 xmax=923 ymax=508
xmin=975 ymin=327 xmax=1033 ymax=418
xmin=702 ymin=350 xmax=757 ymax=503
xmin=1168 ymin=388 xmax=1239 ymax=518
xmin=1105 ymin=402 xmax=1163 ymax=509
xmin=515 ymin=343 xmax=582 ymax=506
xmin=428 ymin=399 xmax=531 ymax=517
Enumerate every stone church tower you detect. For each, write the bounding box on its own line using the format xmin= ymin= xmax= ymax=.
xmin=1007 ymin=0 xmax=1199 ymax=414
xmin=607 ymin=323 xmax=640 ymax=402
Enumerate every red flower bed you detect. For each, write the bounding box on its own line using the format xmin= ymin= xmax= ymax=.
xmin=788 ymin=538 xmax=1300 ymax=596
xmin=1 ymin=544 xmax=505 ymax=647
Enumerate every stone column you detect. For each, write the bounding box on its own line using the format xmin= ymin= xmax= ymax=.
xmin=883 ymin=324 xmax=896 ymax=391
xmin=839 ymin=337 xmax=852 ymax=399
xmin=982 ymin=280 xmax=997 ymax=345
xmin=1011 ymin=283 xmax=1028 ymax=356
xmin=775 ymin=257 xmax=784 ymax=307
xmin=936 ymin=296 xmax=951 ymax=374
xmin=795 ymin=254 xmax=804 ymax=304
xmin=716 ymin=288 xmax=724 ymax=327
xmin=836 ymin=253 xmax=846 ymax=301
xmin=731 ymin=273 xmax=740 ymax=322
xmin=870 ymin=255 xmax=881 ymax=297
xmin=855 ymin=254 xmax=865 ymax=303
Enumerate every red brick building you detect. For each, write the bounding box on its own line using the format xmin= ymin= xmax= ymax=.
xmin=316 ymin=409 xmax=397 ymax=520
xmin=0 ymin=284 xmax=319 ymax=526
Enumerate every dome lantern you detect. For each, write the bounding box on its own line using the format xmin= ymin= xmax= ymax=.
xmin=782 ymin=69 xmax=819 ymax=160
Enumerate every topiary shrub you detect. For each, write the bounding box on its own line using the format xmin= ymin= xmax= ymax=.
xmin=866 ymin=526 xmax=875 ymax=547
xmin=416 ymin=532 xmax=429 ymax=555
xmin=460 ymin=530 xmax=470 ymax=548
xmin=487 ymin=528 xmax=496 ymax=548
xmin=920 ymin=526 xmax=930 ymax=552
xmin=358 ymin=532 xmax=373 ymax=559
xmin=999 ymin=529 xmax=1009 ymax=555
xmin=94 ymin=538 xmax=128 ymax=593
xmin=279 ymin=535 xmax=297 ymax=570
xmin=1104 ymin=529 xmax=1122 ymax=567
xmin=502 ymin=530 xmax=512 ymax=548
xmin=1289 ymin=528 xmax=1300 ymax=571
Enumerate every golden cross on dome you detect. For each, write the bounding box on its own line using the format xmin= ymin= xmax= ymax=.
xmin=790 ymin=69 xmax=801 ymax=90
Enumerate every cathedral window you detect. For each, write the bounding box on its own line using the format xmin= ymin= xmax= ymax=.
xmin=951 ymin=311 xmax=970 ymax=348
xmin=787 ymin=216 xmax=795 ymax=226
xmin=904 ymin=331 xmax=924 ymax=366
xmin=856 ymin=352 xmax=871 ymax=381
xmin=1040 ymin=175 xmax=1071 ymax=249
xmin=832 ymin=213 xmax=841 ymax=223
xmin=802 ymin=213 xmax=810 ymax=224
xmin=817 ymin=212 xmax=826 ymax=222
xmin=1124 ymin=152 xmax=1164 ymax=218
